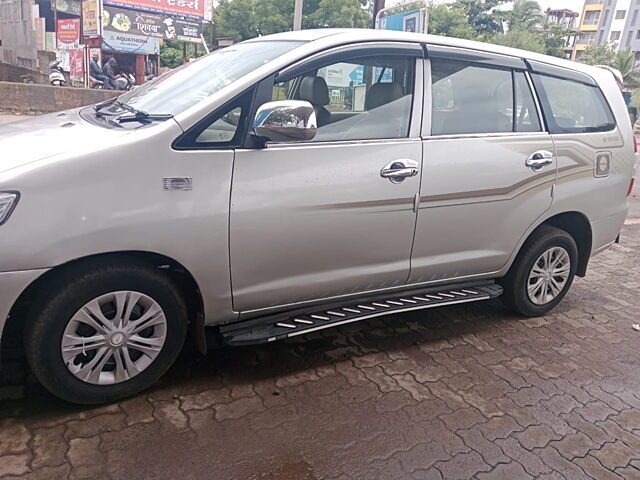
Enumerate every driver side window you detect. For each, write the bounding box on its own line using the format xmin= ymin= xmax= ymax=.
xmin=271 ymin=54 xmax=416 ymax=142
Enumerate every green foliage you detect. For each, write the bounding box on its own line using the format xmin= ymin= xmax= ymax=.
xmin=578 ymin=42 xmax=617 ymax=66
xmin=307 ymin=0 xmax=370 ymax=28
xmin=428 ymin=4 xmax=475 ymax=39
xmin=491 ymin=29 xmax=546 ymax=53
xmin=502 ymin=0 xmax=542 ymax=30
xmin=451 ymin=0 xmax=508 ymax=37
xmin=612 ymin=50 xmax=640 ymax=89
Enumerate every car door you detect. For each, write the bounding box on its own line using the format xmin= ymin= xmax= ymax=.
xmin=230 ymin=43 xmax=424 ymax=313
xmin=409 ymin=46 xmax=557 ymax=284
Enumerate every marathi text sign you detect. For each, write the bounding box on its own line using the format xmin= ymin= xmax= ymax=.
xmin=57 ymin=18 xmax=81 ymax=50
xmin=102 ymin=30 xmax=161 ymax=54
xmin=103 ymin=6 xmax=202 ymax=42
xmin=104 ymin=0 xmax=204 ymax=19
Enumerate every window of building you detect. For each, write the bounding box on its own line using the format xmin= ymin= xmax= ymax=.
xmin=611 ymin=30 xmax=621 ymax=40
xmin=615 ymin=9 xmax=626 ymax=18
xmin=534 ymin=74 xmax=615 ymax=134
xmin=633 ymin=9 xmax=639 ymax=25
xmin=583 ymin=10 xmax=601 ymax=24
xmin=271 ymin=54 xmax=416 ymax=142
xmin=602 ymin=9 xmax=609 ymax=25
xmin=627 ymin=30 xmax=634 ymax=45
xmin=636 ymin=29 xmax=640 ymax=38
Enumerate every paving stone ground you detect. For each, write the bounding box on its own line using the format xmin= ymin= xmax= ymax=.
xmin=1 ymin=188 xmax=639 ymax=480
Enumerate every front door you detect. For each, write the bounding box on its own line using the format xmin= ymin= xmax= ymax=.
xmin=230 ymin=44 xmax=424 ymax=312
xmin=409 ymin=50 xmax=556 ymax=284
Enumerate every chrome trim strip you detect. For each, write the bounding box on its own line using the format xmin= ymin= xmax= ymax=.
xmin=263 ymin=137 xmax=423 ymax=149
xmin=357 ymin=305 xmax=376 ymax=310
xmin=326 ymin=310 xmax=346 ymax=317
xmin=423 ymin=131 xmax=549 ymax=140
xmin=524 ymin=70 xmax=546 ymax=132
xmin=276 ymin=322 xmax=297 ymax=329
xmin=310 ymin=314 xmax=331 ymax=320
xmin=343 ymin=307 xmax=361 ymax=313
xmin=372 ymin=302 xmax=391 ymax=308
xmin=294 ymin=318 xmax=314 ymax=324
xmin=282 ymin=296 xmax=491 ymax=338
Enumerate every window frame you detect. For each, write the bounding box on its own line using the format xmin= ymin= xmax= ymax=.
xmin=253 ymin=42 xmax=425 ymax=147
xmin=423 ymin=46 xmax=545 ymax=139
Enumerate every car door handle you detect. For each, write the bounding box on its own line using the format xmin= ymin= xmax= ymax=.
xmin=380 ymin=160 xmax=419 ymax=183
xmin=525 ymin=150 xmax=554 ymax=171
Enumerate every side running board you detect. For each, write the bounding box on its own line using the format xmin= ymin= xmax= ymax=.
xmin=220 ymin=281 xmax=503 ymax=346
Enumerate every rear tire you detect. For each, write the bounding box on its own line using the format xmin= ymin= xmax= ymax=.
xmin=499 ymin=225 xmax=578 ymax=317
xmin=24 ymin=257 xmax=188 ymax=404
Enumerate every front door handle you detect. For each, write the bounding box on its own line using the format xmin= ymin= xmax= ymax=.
xmin=380 ymin=159 xmax=419 ymax=183
xmin=525 ymin=150 xmax=554 ymax=171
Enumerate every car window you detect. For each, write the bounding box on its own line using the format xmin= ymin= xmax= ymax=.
xmin=271 ymin=54 xmax=415 ymax=142
xmin=514 ymin=71 xmax=542 ymax=132
xmin=195 ymin=106 xmax=242 ymax=143
xmin=431 ymin=58 xmax=513 ymax=135
xmin=534 ymin=74 xmax=615 ymax=133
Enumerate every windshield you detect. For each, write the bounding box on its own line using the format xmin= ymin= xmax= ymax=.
xmin=116 ymin=40 xmax=303 ymax=117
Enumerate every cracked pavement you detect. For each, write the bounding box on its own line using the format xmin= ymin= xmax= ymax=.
xmin=1 ymin=187 xmax=640 ymax=480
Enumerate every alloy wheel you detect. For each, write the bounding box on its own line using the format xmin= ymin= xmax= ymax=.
xmin=526 ymin=246 xmax=571 ymax=305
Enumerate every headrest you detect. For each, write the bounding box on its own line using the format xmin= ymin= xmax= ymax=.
xmin=299 ymin=76 xmax=330 ymax=107
xmin=365 ymin=82 xmax=404 ymax=110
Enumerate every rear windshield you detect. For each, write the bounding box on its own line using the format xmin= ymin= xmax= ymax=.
xmin=534 ymin=74 xmax=616 ymax=134
xmin=114 ymin=40 xmax=304 ymax=117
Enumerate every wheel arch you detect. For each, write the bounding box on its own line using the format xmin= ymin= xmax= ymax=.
xmin=509 ymin=211 xmax=592 ymax=279
xmin=1 ymin=250 xmax=206 ymax=366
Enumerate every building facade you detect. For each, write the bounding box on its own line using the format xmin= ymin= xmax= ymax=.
xmin=573 ymin=0 xmax=640 ymax=58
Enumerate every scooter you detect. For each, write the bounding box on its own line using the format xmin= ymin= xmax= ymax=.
xmin=89 ymin=76 xmax=104 ymax=89
xmin=49 ymin=61 xmax=66 ymax=86
xmin=114 ymin=72 xmax=135 ymax=91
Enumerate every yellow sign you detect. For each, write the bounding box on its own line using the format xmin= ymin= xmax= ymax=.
xmin=82 ymin=0 xmax=100 ymax=37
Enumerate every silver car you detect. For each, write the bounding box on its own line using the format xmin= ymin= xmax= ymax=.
xmin=0 ymin=29 xmax=636 ymax=404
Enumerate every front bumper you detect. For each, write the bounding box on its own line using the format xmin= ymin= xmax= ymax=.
xmin=0 ymin=268 xmax=49 ymax=340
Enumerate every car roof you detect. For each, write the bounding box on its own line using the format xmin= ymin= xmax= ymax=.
xmin=250 ymin=28 xmax=602 ymax=79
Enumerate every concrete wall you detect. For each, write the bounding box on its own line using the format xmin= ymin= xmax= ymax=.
xmin=0 ymin=81 xmax=119 ymax=114
xmin=0 ymin=61 xmax=48 ymax=84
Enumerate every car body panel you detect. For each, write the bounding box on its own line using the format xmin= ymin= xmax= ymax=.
xmin=0 ymin=29 xmax=635 ymax=342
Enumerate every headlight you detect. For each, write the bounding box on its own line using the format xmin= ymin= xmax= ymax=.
xmin=0 ymin=192 xmax=19 ymax=225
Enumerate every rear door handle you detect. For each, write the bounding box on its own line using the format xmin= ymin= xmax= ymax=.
xmin=525 ymin=150 xmax=554 ymax=171
xmin=380 ymin=159 xmax=419 ymax=183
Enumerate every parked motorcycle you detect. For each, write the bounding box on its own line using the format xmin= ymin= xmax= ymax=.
xmin=89 ymin=76 xmax=104 ymax=89
xmin=49 ymin=61 xmax=66 ymax=87
xmin=114 ymin=72 xmax=135 ymax=91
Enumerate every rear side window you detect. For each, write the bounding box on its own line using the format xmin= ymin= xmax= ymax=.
xmin=431 ymin=58 xmax=513 ymax=135
xmin=533 ymin=74 xmax=615 ymax=133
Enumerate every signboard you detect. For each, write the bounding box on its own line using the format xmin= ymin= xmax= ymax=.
xmin=69 ymin=49 xmax=85 ymax=78
xmin=57 ymin=18 xmax=81 ymax=49
xmin=83 ymin=0 xmax=101 ymax=37
xmin=102 ymin=29 xmax=160 ymax=54
xmin=104 ymin=0 xmax=204 ymax=19
xmin=376 ymin=8 xmax=428 ymax=34
xmin=103 ymin=5 xmax=202 ymax=42
xmin=55 ymin=0 xmax=82 ymax=16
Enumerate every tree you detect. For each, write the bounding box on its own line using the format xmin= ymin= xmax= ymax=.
xmin=307 ymin=0 xmax=370 ymax=28
xmin=491 ymin=29 xmax=545 ymax=53
xmin=215 ymin=0 xmax=259 ymax=41
xmin=538 ymin=21 xmax=575 ymax=58
xmin=578 ymin=43 xmax=617 ymax=66
xmin=503 ymin=0 xmax=542 ymax=30
xmin=428 ymin=4 xmax=476 ymax=40
xmin=612 ymin=49 xmax=640 ymax=89
xmin=451 ymin=0 xmax=508 ymax=37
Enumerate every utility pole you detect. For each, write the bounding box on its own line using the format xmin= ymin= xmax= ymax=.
xmin=371 ymin=0 xmax=385 ymax=28
xmin=293 ymin=0 xmax=303 ymax=30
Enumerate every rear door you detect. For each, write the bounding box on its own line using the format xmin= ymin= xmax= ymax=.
xmin=409 ymin=47 xmax=557 ymax=284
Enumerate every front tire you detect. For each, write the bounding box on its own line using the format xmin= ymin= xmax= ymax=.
xmin=500 ymin=225 xmax=578 ymax=317
xmin=24 ymin=258 xmax=188 ymax=404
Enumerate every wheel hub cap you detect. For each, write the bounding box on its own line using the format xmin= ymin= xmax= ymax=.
xmin=527 ymin=246 xmax=571 ymax=305
xmin=61 ymin=291 xmax=167 ymax=385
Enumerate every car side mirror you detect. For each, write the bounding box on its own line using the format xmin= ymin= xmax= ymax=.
xmin=253 ymin=100 xmax=317 ymax=142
